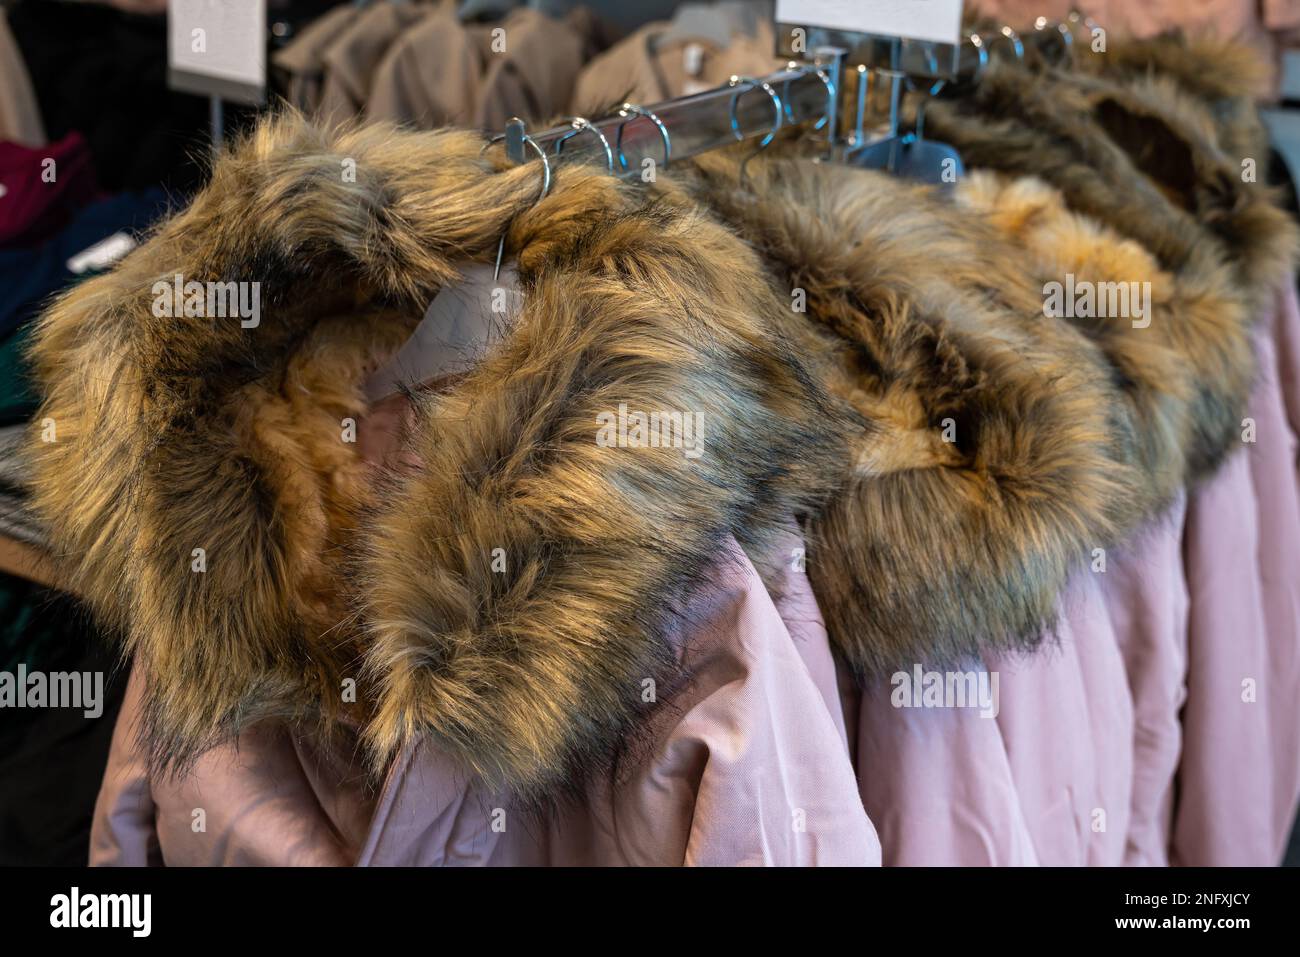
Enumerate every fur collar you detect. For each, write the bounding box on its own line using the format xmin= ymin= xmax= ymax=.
xmin=1072 ymin=31 xmax=1274 ymax=163
xmin=685 ymin=153 xmax=1146 ymax=679
xmin=926 ymin=57 xmax=1295 ymax=292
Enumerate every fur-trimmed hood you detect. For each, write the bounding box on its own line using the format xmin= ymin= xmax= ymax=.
xmin=681 ymin=153 xmax=1142 ymax=679
xmin=923 ymin=50 xmax=1299 ymax=480
xmin=29 ymin=115 xmax=850 ymax=799
xmin=1071 ymin=31 xmax=1275 ymax=163
xmin=27 ymin=71 xmax=1297 ymax=799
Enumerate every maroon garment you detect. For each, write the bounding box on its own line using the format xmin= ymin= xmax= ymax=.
xmin=0 ymin=132 xmax=98 ymax=248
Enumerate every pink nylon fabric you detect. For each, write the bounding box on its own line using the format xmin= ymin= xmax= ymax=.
xmin=853 ymin=568 xmax=1135 ymax=867
xmin=991 ymin=570 xmax=1134 ymax=866
xmin=1101 ymin=504 xmax=1190 ymax=866
xmin=91 ymin=668 xmax=374 ymax=866
xmin=1246 ymin=296 xmax=1300 ymax=858
xmin=1277 ymin=282 xmax=1300 ymax=476
xmin=91 ymin=532 xmax=882 ymax=866
xmin=1173 ymin=287 xmax=1300 ymax=866
xmin=852 ymin=665 xmax=1039 ymax=866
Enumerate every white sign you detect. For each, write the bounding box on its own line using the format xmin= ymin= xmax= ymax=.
xmin=775 ymin=0 xmax=965 ymax=46
xmin=167 ymin=0 xmax=265 ymax=104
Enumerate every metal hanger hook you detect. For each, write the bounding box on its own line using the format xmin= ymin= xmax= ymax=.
xmin=553 ymin=117 xmax=615 ymax=172
xmin=481 ymin=130 xmax=552 ymax=201
xmin=1034 ymin=16 xmax=1074 ymax=62
xmin=728 ymin=75 xmax=784 ymax=187
xmin=967 ymin=33 xmax=990 ymax=82
xmin=995 ymin=25 xmax=1025 ymax=62
xmin=481 ymin=131 xmax=552 ymax=281
xmin=614 ymin=103 xmax=671 ymax=172
xmin=899 ymin=41 xmax=946 ymax=142
xmin=780 ymin=62 xmax=835 ymax=132
xmin=852 ymin=62 xmax=872 ymax=146
xmin=1066 ymin=10 xmax=1102 ymax=44
xmin=728 ymin=75 xmax=784 ymax=148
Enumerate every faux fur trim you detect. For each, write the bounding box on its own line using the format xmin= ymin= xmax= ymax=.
xmin=1075 ymin=32 xmax=1274 ymax=162
xmin=28 ymin=114 xmax=849 ymax=798
xmin=1081 ymin=32 xmax=1271 ymax=101
xmin=684 ymin=154 xmax=1140 ymax=677
xmin=923 ymin=57 xmax=1299 ymax=478
xmin=686 ymin=91 xmax=1293 ymax=679
xmin=930 ymin=58 xmax=1297 ymax=289
xmin=970 ymin=18 xmax=1272 ymax=103
xmin=954 ymin=170 xmax=1199 ymax=513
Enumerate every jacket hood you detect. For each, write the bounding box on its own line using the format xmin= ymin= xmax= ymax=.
xmin=1071 ymin=31 xmax=1274 ymax=163
xmin=28 ymin=114 xmax=850 ymax=799
xmin=926 ymin=52 xmax=1296 ymax=300
xmin=687 ymin=36 xmax=1296 ymax=681
xmin=923 ymin=54 xmax=1299 ymax=479
xmin=684 ymin=152 xmax=1145 ymax=679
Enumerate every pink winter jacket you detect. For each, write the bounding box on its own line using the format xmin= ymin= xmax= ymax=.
xmin=852 ymin=560 xmax=1136 ymax=866
xmin=89 ymin=280 xmax=1300 ymax=866
xmin=850 ymin=285 xmax=1300 ymax=867
xmin=1173 ymin=284 xmax=1300 ymax=866
xmin=91 ymin=532 xmax=882 ymax=867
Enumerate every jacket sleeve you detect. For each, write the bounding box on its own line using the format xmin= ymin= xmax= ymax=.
xmin=89 ymin=665 xmax=162 ymax=866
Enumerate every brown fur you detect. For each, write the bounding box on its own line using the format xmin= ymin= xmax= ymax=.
xmin=683 ymin=153 xmax=1144 ymax=677
xmin=1074 ymin=31 xmax=1274 ymax=163
xmin=924 ymin=56 xmax=1299 ymax=479
xmin=954 ymin=171 xmax=1193 ymax=513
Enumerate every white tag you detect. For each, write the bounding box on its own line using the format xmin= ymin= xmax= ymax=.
xmin=364 ymin=262 xmax=522 ymax=402
xmin=0 ymin=183 xmax=7 ymax=200
xmin=775 ymin=0 xmax=964 ymax=46
xmin=683 ymin=43 xmax=705 ymax=77
xmin=66 ymin=232 xmax=137 ymax=275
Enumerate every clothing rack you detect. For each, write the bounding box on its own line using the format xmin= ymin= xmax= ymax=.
xmin=776 ymin=11 xmax=1100 ymax=80
xmin=495 ymin=57 xmax=845 ymax=179
xmin=488 ymin=12 xmax=1089 ymax=178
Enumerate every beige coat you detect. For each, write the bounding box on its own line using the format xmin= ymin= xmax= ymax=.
xmin=571 ymin=18 xmax=781 ymax=115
